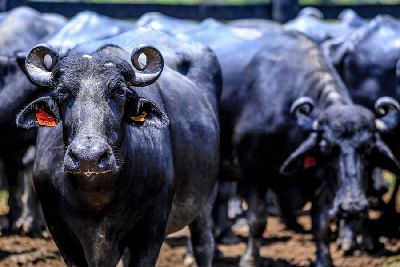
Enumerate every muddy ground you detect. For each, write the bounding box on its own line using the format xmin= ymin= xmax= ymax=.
xmin=0 ymin=215 xmax=397 ymax=267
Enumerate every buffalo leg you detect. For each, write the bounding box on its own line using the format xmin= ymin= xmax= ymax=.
xmin=4 ymin=155 xmax=21 ymax=234
xmin=188 ymin=184 xmax=217 ymax=267
xmin=337 ymin=218 xmax=357 ymax=254
xmin=15 ymin=146 xmax=47 ymax=237
xmin=311 ymin=207 xmax=333 ymax=267
xmin=127 ymin=204 xmax=169 ymax=267
xmin=240 ymin=188 xmax=267 ymax=267
xmin=213 ymin=181 xmax=239 ymax=244
xmin=128 ymin=229 xmax=165 ymax=267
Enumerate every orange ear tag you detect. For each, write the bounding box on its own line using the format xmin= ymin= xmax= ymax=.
xmin=36 ymin=107 xmax=57 ymax=127
xmin=303 ymin=155 xmax=317 ymax=169
xmin=130 ymin=112 xmax=147 ymax=123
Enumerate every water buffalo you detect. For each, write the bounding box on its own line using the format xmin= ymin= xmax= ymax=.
xmin=0 ymin=10 xmax=134 ymax=237
xmin=16 ymin=27 xmax=220 ymax=266
xmin=235 ymin=30 xmax=400 ymax=267
xmin=285 ymin=7 xmax=365 ymax=44
xmin=325 ymin=14 xmax=400 ymax=244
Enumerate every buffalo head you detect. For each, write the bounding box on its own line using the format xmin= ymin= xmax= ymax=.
xmin=17 ymin=44 xmax=168 ymax=181
xmin=281 ymin=97 xmax=400 ymax=217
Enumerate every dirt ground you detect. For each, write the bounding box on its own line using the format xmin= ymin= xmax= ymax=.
xmin=0 ymin=215 xmax=397 ymax=267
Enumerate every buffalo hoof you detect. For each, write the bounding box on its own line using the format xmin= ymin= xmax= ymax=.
xmin=0 ymin=216 xmax=9 ymax=235
xmin=239 ymin=251 xmax=259 ymax=267
xmin=362 ymin=235 xmax=383 ymax=254
xmin=183 ymin=251 xmax=196 ymax=267
xmin=217 ymin=229 xmax=241 ymax=244
xmin=337 ymin=235 xmax=354 ymax=254
xmin=15 ymin=215 xmax=33 ymax=235
xmin=315 ymin=256 xmax=333 ymax=267
xmin=14 ymin=215 xmax=48 ymax=238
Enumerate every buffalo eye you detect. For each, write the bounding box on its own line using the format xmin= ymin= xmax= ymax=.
xmin=319 ymin=139 xmax=330 ymax=154
xmin=358 ymin=142 xmax=374 ymax=154
xmin=52 ymin=87 xmax=70 ymax=101
xmin=113 ymin=84 xmax=125 ymax=98
xmin=319 ymin=139 xmax=339 ymax=156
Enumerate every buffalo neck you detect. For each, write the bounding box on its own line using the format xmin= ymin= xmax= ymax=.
xmin=305 ymin=49 xmax=353 ymax=109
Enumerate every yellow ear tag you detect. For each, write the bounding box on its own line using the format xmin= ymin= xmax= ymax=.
xmin=131 ymin=111 xmax=147 ymax=122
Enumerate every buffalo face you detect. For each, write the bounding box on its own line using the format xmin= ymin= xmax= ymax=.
xmin=281 ymin=97 xmax=400 ymax=217
xmin=17 ymin=44 xmax=168 ymax=181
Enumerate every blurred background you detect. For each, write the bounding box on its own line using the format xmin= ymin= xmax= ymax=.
xmin=29 ymin=0 xmax=400 ymax=5
xmin=1 ymin=0 xmax=399 ymax=24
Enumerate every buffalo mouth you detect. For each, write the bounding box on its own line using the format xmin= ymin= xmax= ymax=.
xmin=65 ymin=169 xmax=116 ymax=181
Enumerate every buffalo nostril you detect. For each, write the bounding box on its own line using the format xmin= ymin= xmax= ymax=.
xmin=69 ymin=151 xmax=80 ymax=168
xmin=97 ymin=152 xmax=110 ymax=168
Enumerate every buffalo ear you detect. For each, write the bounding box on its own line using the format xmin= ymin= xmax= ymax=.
xmin=125 ymin=93 xmax=169 ymax=129
xmin=280 ymin=133 xmax=319 ymax=175
xmin=15 ymin=51 xmax=27 ymax=74
xmin=370 ymin=134 xmax=400 ymax=176
xmin=16 ymin=97 xmax=60 ymax=129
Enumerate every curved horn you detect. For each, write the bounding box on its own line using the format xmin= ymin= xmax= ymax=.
xmin=290 ymin=97 xmax=317 ymax=131
xmin=375 ymin=96 xmax=400 ymax=132
xmin=25 ymin=44 xmax=59 ymax=87
xmin=130 ymin=45 xmax=164 ymax=87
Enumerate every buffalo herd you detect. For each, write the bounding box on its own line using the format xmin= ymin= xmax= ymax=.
xmin=0 ymin=5 xmax=398 ymax=267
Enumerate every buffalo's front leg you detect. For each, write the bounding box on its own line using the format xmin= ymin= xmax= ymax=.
xmin=311 ymin=207 xmax=333 ymax=267
xmin=128 ymin=230 xmax=165 ymax=267
xmin=213 ymin=181 xmax=239 ymax=244
xmin=337 ymin=218 xmax=356 ymax=254
xmin=239 ymin=188 xmax=267 ymax=267
xmin=127 ymin=204 xmax=169 ymax=267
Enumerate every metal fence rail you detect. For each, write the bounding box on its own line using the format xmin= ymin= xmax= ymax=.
xmin=3 ymin=0 xmax=400 ymax=20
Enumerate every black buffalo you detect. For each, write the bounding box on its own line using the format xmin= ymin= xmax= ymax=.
xmin=325 ymin=15 xmax=400 ymax=243
xmin=285 ymin=7 xmax=365 ymax=44
xmin=0 ymin=10 xmax=132 ymax=236
xmin=17 ymin=27 xmax=220 ymax=266
xmin=235 ymin=30 xmax=400 ymax=267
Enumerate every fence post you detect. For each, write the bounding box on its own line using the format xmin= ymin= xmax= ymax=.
xmin=271 ymin=0 xmax=299 ymax=23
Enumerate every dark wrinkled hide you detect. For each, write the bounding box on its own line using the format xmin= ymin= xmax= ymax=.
xmin=285 ymin=7 xmax=365 ymax=44
xmin=18 ymin=28 xmax=220 ymax=266
xmin=325 ymin=15 xmax=400 ymax=241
